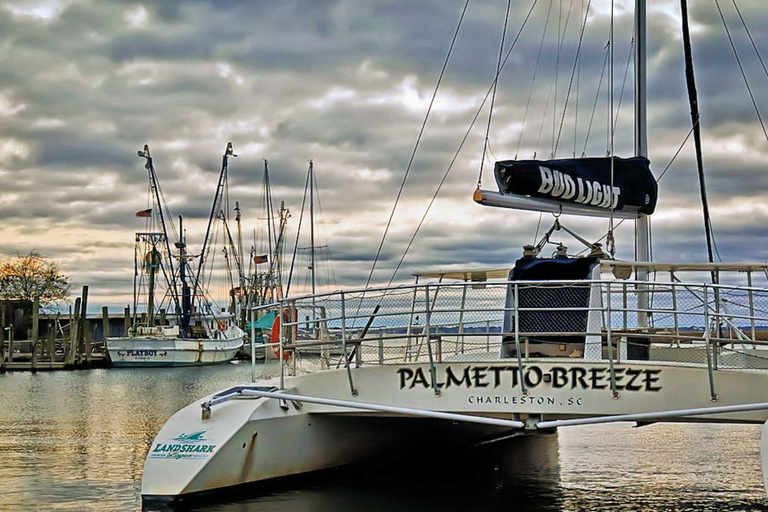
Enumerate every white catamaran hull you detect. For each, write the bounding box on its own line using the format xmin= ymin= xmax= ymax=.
xmin=107 ymin=331 xmax=244 ymax=367
xmin=141 ymin=361 xmax=768 ymax=503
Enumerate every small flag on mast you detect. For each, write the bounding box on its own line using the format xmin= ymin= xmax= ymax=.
xmin=135 ymin=208 xmax=152 ymax=218
xmin=254 ymin=255 xmax=268 ymax=264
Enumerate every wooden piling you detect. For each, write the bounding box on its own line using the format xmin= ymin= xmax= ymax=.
xmin=124 ymin=306 xmax=130 ymax=335
xmin=47 ymin=327 xmax=55 ymax=368
xmin=159 ymin=309 xmax=166 ymax=326
xmin=8 ymin=324 xmax=13 ymax=364
xmin=30 ymin=295 xmax=40 ymax=372
xmin=84 ymin=327 xmax=92 ymax=365
xmin=69 ymin=297 xmax=81 ymax=366
xmin=31 ymin=295 xmax=39 ymax=349
xmin=0 ymin=307 xmax=5 ymax=373
xmin=79 ymin=286 xmax=89 ymax=365
xmin=102 ymin=306 xmax=109 ymax=352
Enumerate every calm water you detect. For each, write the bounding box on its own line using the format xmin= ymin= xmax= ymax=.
xmin=1 ymin=363 xmax=767 ymax=512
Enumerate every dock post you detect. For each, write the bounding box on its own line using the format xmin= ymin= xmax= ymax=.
xmin=47 ymin=327 xmax=55 ymax=368
xmin=102 ymin=306 xmax=109 ymax=355
xmin=31 ymin=295 xmax=40 ymax=373
xmin=159 ymin=309 xmax=166 ymax=326
xmin=124 ymin=306 xmax=130 ymax=335
xmin=0 ymin=307 xmax=5 ymax=373
xmin=32 ymin=295 xmax=39 ymax=350
xmin=8 ymin=324 xmax=13 ymax=364
xmin=79 ymin=286 xmax=89 ymax=365
xmin=31 ymin=339 xmax=38 ymax=373
xmin=84 ymin=327 xmax=92 ymax=366
xmin=69 ymin=297 xmax=81 ymax=366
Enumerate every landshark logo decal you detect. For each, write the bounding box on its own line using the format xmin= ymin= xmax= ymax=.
xmin=149 ymin=429 xmax=217 ymax=460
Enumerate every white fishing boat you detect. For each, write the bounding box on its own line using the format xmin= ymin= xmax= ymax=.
xmin=141 ymin=0 xmax=768 ymax=505
xmin=107 ymin=145 xmax=244 ymax=367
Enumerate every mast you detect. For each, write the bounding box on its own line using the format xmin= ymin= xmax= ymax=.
xmin=235 ymin=201 xmax=244 ymax=283
xmin=309 ymin=161 xmax=316 ymax=299
xmin=138 ymin=145 xmax=182 ymax=326
xmin=634 ymin=0 xmax=650 ymax=327
xmin=309 ymin=161 xmax=316 ymax=334
xmin=680 ymin=0 xmax=715 ymax=270
xmin=264 ymin=160 xmax=274 ymax=300
xmin=178 ymin=215 xmax=191 ymax=335
xmin=192 ymin=142 xmax=236 ymax=313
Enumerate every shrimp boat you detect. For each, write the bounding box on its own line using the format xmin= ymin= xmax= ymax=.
xmin=107 ymin=145 xmax=243 ymax=367
xmin=141 ymin=0 xmax=768 ymax=504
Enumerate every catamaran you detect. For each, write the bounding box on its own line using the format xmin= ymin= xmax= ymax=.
xmin=140 ymin=0 xmax=768 ymax=504
xmin=107 ymin=144 xmax=244 ymax=367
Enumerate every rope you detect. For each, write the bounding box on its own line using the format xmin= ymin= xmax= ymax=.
xmin=554 ymin=0 xmax=592 ymax=156
xmin=285 ymin=167 xmax=311 ymax=297
xmin=582 ymin=44 xmax=609 ymax=157
xmin=387 ymin=0 xmax=540 ymax=285
xmin=714 ymin=0 xmax=768 ymax=145
xmin=613 ymin=37 xmax=634 ymax=135
xmin=362 ymin=0 xmax=470 ymax=292
xmin=478 ymin=0 xmax=511 ymax=188
xmin=732 ymin=0 xmax=768 ymax=85
xmin=573 ymin=0 xmax=583 ymax=157
xmin=516 ymin=0 xmax=554 ymax=160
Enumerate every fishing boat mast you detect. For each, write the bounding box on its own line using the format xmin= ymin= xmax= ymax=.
xmin=138 ymin=145 xmax=183 ymax=327
xmin=309 ymin=160 xmax=316 ymax=330
xmin=192 ymin=142 xmax=237 ymax=317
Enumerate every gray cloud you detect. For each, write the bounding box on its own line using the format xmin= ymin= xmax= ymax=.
xmin=2 ymin=0 xmax=768 ymax=311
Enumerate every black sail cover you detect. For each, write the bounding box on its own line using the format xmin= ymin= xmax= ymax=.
xmin=494 ymin=156 xmax=657 ymax=215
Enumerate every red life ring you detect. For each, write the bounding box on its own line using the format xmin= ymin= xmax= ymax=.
xmin=270 ymin=312 xmax=292 ymax=360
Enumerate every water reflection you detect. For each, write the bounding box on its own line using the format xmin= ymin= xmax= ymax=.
xmin=1 ymin=364 xmax=767 ymax=512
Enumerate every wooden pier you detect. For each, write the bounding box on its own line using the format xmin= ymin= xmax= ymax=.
xmin=1 ymin=286 xmax=115 ymax=373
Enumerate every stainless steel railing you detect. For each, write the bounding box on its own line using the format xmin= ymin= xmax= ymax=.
xmin=252 ymin=278 xmax=768 ymax=401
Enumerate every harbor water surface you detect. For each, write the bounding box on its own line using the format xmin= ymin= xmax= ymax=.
xmin=1 ymin=363 xmax=766 ymax=512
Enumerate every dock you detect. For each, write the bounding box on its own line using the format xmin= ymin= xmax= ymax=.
xmin=1 ymin=286 xmax=117 ymax=373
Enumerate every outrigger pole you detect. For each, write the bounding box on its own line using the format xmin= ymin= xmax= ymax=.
xmin=192 ymin=142 xmax=237 ymax=317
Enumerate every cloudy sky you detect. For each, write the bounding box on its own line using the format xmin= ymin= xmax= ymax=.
xmin=2 ymin=0 xmax=768 ymax=311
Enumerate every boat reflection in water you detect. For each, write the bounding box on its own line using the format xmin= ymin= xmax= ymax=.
xmin=0 ymin=366 xmax=765 ymax=512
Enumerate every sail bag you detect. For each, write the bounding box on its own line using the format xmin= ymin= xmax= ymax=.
xmin=493 ymin=156 xmax=657 ymax=215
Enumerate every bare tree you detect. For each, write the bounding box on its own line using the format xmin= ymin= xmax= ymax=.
xmin=0 ymin=252 xmax=70 ymax=306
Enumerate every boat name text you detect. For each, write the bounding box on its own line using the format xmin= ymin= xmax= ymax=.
xmin=396 ymin=365 xmax=661 ymax=392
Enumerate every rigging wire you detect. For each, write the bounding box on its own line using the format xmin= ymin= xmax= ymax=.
xmin=573 ymin=0 xmax=583 ymax=157
xmin=516 ymin=0 xmax=554 ymax=160
xmin=552 ymin=0 xmax=576 ymax=157
xmin=554 ymin=0 xmax=592 ymax=156
xmin=312 ymin=169 xmax=337 ymax=289
xmin=387 ymin=0 xmax=540 ymax=285
xmin=613 ymin=38 xmax=634 ymax=137
xmin=731 ymin=0 xmax=768 ymax=85
xmin=285 ymin=167 xmax=311 ymax=297
xmin=582 ymin=44 xmax=610 ymax=156
xmin=362 ymin=0 xmax=471 ymax=291
xmin=714 ymin=0 xmax=768 ymax=145
xmin=478 ymin=0 xmax=512 ymax=188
